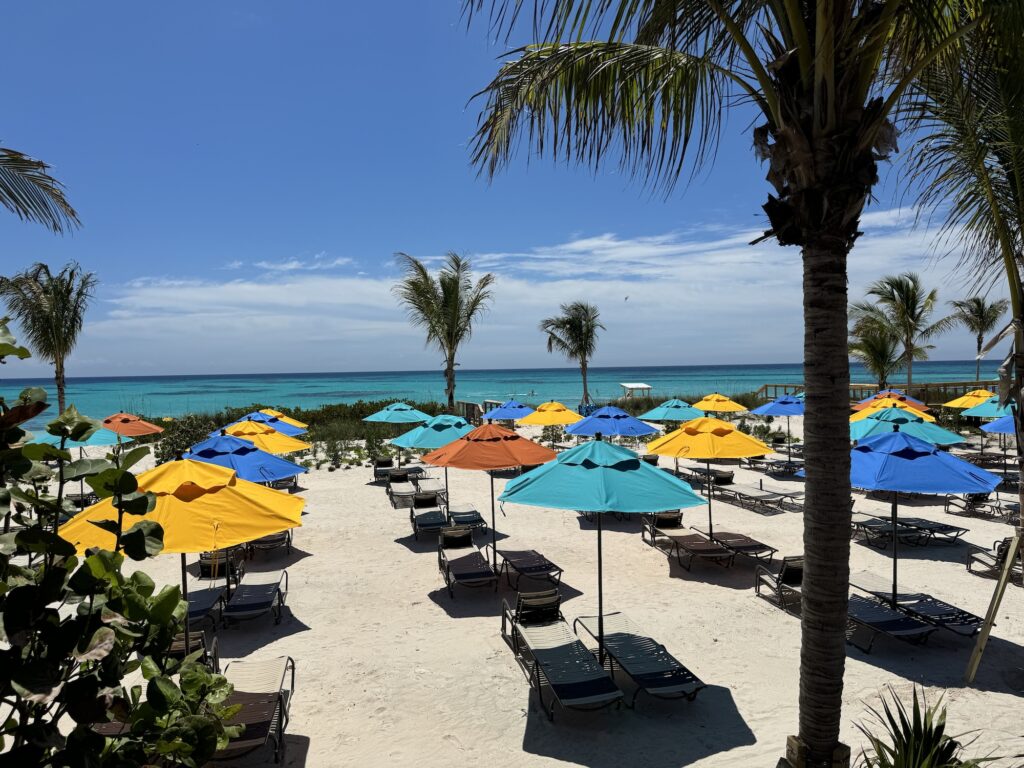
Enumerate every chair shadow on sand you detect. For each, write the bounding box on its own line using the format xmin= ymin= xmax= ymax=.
xmin=521 ymin=684 xmax=755 ymax=767
xmin=218 ymin=607 xmax=312 ymax=659
xmin=428 ymin=578 xmax=585 ymax=620
xmin=224 ymin=734 xmax=311 ymax=767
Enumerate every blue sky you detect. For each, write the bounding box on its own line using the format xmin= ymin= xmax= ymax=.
xmin=0 ymin=2 xmax=1005 ymax=377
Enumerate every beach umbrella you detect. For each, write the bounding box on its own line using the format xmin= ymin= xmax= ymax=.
xmin=794 ymin=391 xmax=806 ymax=400
xmin=499 ymin=438 xmax=704 ymax=660
xmin=226 ymin=411 xmax=307 ymax=437
xmin=422 ymin=423 xmax=556 ymax=569
xmin=852 ymin=392 xmax=929 ymax=412
xmin=849 ymin=408 xmax=964 ymax=446
xmin=34 ymin=429 xmax=124 ymax=447
xmin=482 ymin=400 xmax=535 ymax=421
xmin=516 ymin=401 xmax=582 ymax=426
xmin=692 ymin=393 xmax=746 ymax=413
xmin=962 ymin=396 xmax=1015 ymax=419
xmin=391 ymin=414 xmax=473 ymax=496
xmin=849 ymin=431 xmax=999 ymax=605
xmin=363 ymin=402 xmax=431 ymax=424
xmin=565 ymin=405 xmax=658 ymax=437
xmin=750 ymin=395 xmax=805 ymax=460
xmin=637 ymin=398 xmax=702 ymax=422
xmin=850 ymin=400 xmax=935 ymax=423
xmin=260 ymin=408 xmax=308 ymax=429
xmin=943 ymin=389 xmax=995 ymax=409
xmin=102 ymin=412 xmax=165 ymax=438
xmin=186 ymin=434 xmax=307 ymax=484
xmin=982 ymin=413 xmax=1015 ymax=434
xmin=219 ymin=421 xmax=311 ymax=455
xmin=646 ymin=417 xmax=770 ymax=535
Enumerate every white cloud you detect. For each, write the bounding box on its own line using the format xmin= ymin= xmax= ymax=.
xmin=8 ymin=208 xmax=1007 ymax=377
xmin=251 ymin=253 xmax=353 ymax=272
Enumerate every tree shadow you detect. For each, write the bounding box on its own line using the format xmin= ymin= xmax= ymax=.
xmin=218 ymin=606 xmax=312 ymax=658
xmin=221 ymin=734 xmax=311 ymax=767
xmin=520 ymin=684 xmax=755 ymax=767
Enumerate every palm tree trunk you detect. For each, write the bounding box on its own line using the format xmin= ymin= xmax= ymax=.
xmin=906 ymin=339 xmax=913 ymax=390
xmin=976 ymin=335 xmax=983 ymax=381
xmin=580 ymin=361 xmax=590 ymax=405
xmin=444 ymin=355 xmax=456 ymax=412
xmin=798 ymin=240 xmax=853 ymax=762
xmin=55 ymin=357 xmax=66 ymax=413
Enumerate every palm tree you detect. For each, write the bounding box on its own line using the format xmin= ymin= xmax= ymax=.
xmin=393 ymin=253 xmax=494 ymax=411
xmin=849 ymin=325 xmax=904 ymax=391
xmin=0 ymin=146 xmax=78 ymax=233
xmin=540 ymin=302 xmax=604 ymax=406
xmin=850 ymin=274 xmax=955 ymax=389
xmin=949 ymin=296 xmax=1009 ymax=380
xmin=463 ymin=1 xmax=986 ymax=761
xmin=0 ymin=263 xmax=96 ymax=412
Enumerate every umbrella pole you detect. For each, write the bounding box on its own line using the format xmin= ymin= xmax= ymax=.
xmin=706 ymin=460 xmax=714 ymax=537
xmin=490 ymin=474 xmax=497 ymax=570
xmin=891 ymin=493 xmax=899 ymax=607
xmin=597 ymin=511 xmax=605 ymax=665
xmin=181 ymin=554 xmax=191 ymax=655
xmin=786 ymin=416 xmax=792 ymax=462
xmin=445 ymin=467 xmax=450 ymax=505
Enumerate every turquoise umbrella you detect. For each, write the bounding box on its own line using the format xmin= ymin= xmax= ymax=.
xmin=849 ymin=408 xmax=965 ymax=446
xmin=363 ymin=402 xmax=431 ymax=424
xmin=500 ymin=438 xmax=704 ymax=660
xmin=638 ymin=398 xmax=702 ymax=422
xmin=962 ymin=396 xmax=1015 ymax=418
xmin=391 ymin=414 xmax=473 ymax=449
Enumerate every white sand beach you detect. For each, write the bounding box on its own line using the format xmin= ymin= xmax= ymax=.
xmin=120 ymin=429 xmax=1024 ymax=768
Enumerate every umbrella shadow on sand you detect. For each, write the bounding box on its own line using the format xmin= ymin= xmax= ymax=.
xmin=394 ymin=529 xmax=511 ymax=555
xmin=521 ymin=684 xmax=755 ymax=767
xmin=245 ymin=547 xmax=313 ymax=573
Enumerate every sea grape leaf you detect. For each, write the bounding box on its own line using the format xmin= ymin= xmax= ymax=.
xmin=120 ymin=520 xmax=163 ymax=561
xmin=73 ymin=627 xmax=116 ymax=662
xmin=118 ymin=446 xmax=150 ymax=471
xmin=21 ymin=443 xmax=71 ymax=463
xmin=85 ymin=468 xmax=137 ymax=499
xmin=0 ymin=400 xmax=48 ymax=431
xmin=47 ymin=406 xmax=101 ymax=442
xmin=64 ymin=458 xmax=113 ymax=481
xmin=0 ymin=317 xmax=30 ymax=361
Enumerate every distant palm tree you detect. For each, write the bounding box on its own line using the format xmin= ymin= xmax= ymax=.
xmin=0 ymin=263 xmax=96 ymax=412
xmin=539 ymin=302 xmax=604 ymax=406
xmin=850 ymin=274 xmax=956 ymax=389
xmin=949 ymin=296 xmax=1009 ymax=380
xmin=393 ymin=253 xmax=494 ymax=411
xmin=849 ymin=325 xmax=904 ymax=391
xmin=0 ymin=146 xmax=78 ymax=233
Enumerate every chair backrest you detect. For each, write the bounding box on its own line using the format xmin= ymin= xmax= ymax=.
xmin=440 ymin=526 xmax=474 ymax=550
xmin=967 ymin=492 xmax=992 ymax=506
xmin=778 ymin=556 xmax=804 ymax=587
xmin=374 ymin=458 xmax=394 ymax=469
xmin=389 ymin=469 xmax=409 ymax=484
xmin=641 ymin=455 xmax=660 ymax=466
xmin=413 ymin=492 xmax=439 ymax=509
xmin=515 ymin=588 xmax=562 ymax=626
xmin=995 ymin=537 xmax=1014 ymax=564
xmin=655 ymin=510 xmax=683 ymax=529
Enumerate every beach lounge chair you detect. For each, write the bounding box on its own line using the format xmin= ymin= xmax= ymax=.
xmin=501 ymin=590 xmax=622 ymax=720
xmin=267 ymin=476 xmax=298 ymax=492
xmin=717 ymin=484 xmax=787 ymax=516
xmin=215 ymin=655 xmax=296 ymax=763
xmin=437 ymin=526 xmax=497 ymax=597
xmin=897 ymin=517 xmax=968 ymax=545
xmin=767 ymin=460 xmax=803 ymax=478
xmin=876 ymin=593 xmax=982 ymax=637
xmin=199 ymin=547 xmax=246 ymax=589
xmin=410 ymin=500 xmax=448 ymax=539
xmin=705 ymin=530 xmax=777 ymax=563
xmin=573 ymin=612 xmax=704 ymax=707
xmin=945 ymin=493 xmax=1001 ymax=519
xmin=846 ymin=594 xmax=937 ymax=652
xmin=224 ymin=571 xmax=288 ymax=626
xmin=249 ymin=530 xmax=293 ymax=557
xmin=447 ymin=503 xmax=487 ymax=532
xmin=389 ymin=479 xmax=418 ymax=509
xmin=187 ymin=585 xmax=227 ymax=629
xmin=967 ymin=537 xmax=1023 ymax=581
xmin=754 ymin=555 xmax=803 ymax=612
xmin=372 ymin=457 xmax=394 ymax=482
xmin=640 ymin=510 xmax=684 ymax=547
xmin=850 ymin=514 xmax=922 ymax=549
xmin=415 ymin=477 xmax=445 ymax=496
xmin=658 ymin=530 xmax=735 ymax=571
xmin=641 ymin=455 xmax=660 ymax=467
xmin=168 ymin=631 xmax=219 ymax=672
xmin=492 ymin=548 xmax=563 ymax=588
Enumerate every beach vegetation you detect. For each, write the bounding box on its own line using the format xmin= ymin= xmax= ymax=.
xmin=949 ymin=297 xmax=1010 ymax=382
xmin=393 ymin=252 xmax=495 ymax=411
xmin=849 ymin=324 xmax=905 ymax=391
xmin=154 ymin=413 xmax=218 ymax=465
xmin=0 ymin=261 xmax=97 ymax=412
xmin=462 ymin=0 xmax=990 ymax=761
xmin=539 ymin=301 xmax=604 ymax=407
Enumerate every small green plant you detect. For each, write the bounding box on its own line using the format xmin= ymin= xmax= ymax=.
xmin=155 ymin=414 xmax=217 ymax=464
xmin=540 ymin=424 xmax=563 ymax=447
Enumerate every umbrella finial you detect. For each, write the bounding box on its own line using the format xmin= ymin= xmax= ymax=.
xmin=595 ymin=431 xmax=603 ymax=441
xmin=220 ymin=429 xmax=227 ymax=436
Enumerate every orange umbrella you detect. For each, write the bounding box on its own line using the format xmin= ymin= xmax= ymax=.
xmin=102 ymin=412 xmax=165 ymax=437
xmin=422 ymin=423 xmax=556 ymax=568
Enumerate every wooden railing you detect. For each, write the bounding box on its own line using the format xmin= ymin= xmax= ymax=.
xmin=755 ymin=379 xmax=997 ymax=405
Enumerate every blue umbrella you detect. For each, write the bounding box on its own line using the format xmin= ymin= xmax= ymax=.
xmin=850 ymin=431 xmax=1000 ymax=604
xmin=500 ymin=439 xmax=703 ymax=659
xmin=225 ymin=411 xmax=307 ymax=437
xmin=363 ymin=402 xmax=431 ymax=424
xmin=391 ymin=414 xmax=473 ymax=450
xmin=186 ymin=434 xmax=307 ymax=483
xmin=962 ymin=396 xmax=1015 ymax=418
xmin=751 ymin=395 xmax=805 ymax=459
xmin=982 ymin=414 xmax=1014 ymax=434
xmin=482 ymin=400 xmax=535 ymax=421
xmin=564 ymin=405 xmax=658 ymax=437
xmin=637 ymin=398 xmax=702 ymax=422
xmin=849 ymin=408 xmax=964 ymax=446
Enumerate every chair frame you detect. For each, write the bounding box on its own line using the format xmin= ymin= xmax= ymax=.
xmin=224 ymin=571 xmax=289 ymax=627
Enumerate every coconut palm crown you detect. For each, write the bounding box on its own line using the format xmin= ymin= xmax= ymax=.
xmin=539 ymin=301 xmax=604 ymax=405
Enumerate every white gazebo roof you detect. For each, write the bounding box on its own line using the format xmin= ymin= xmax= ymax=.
xmin=620 ymin=382 xmax=652 ymax=390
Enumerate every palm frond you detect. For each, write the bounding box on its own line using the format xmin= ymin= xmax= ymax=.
xmin=0 ymin=147 xmax=79 ymax=234
xmin=539 ymin=301 xmax=604 ymax=364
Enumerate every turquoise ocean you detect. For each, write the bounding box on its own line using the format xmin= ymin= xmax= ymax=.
xmin=1 ymin=360 xmax=1000 ymax=422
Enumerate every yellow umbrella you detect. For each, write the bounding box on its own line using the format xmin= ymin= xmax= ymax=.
xmin=516 ymin=401 xmax=583 ymax=426
xmin=692 ymin=393 xmax=746 ymax=413
xmin=850 ymin=400 xmax=935 ymax=423
xmin=647 ymin=417 xmax=769 ymax=535
xmin=222 ymin=421 xmax=311 ymax=454
xmin=260 ymin=408 xmax=309 ymax=429
xmin=59 ymin=459 xmax=304 ymax=554
xmin=943 ymin=389 xmax=995 ymax=409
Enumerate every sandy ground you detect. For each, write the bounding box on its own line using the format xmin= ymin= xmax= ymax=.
xmin=114 ymin=422 xmax=1024 ymax=768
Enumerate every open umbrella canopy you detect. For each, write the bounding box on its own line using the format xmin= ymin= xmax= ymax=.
xmin=853 ymin=392 xmax=929 ymax=412
xmin=219 ymin=421 xmax=311 ymax=455
xmin=692 ymin=393 xmax=746 ymax=413
xmin=102 ymin=412 xmax=164 ymax=437
xmin=637 ymin=399 xmax=703 ymax=422
xmin=647 ymin=417 xmax=770 ymax=460
xmin=422 ymin=423 xmax=555 ymax=470
xmin=857 ymin=388 xmax=912 ymax=403
xmin=500 ymin=439 xmax=703 ymax=512
xmin=226 ymin=411 xmax=307 ymax=437
xmin=34 ymin=429 xmax=125 ymax=447
xmin=750 ymin=395 xmax=805 ymax=417
xmin=565 ymin=405 xmax=658 ymax=437
xmin=482 ymin=400 xmax=535 ymax=421
xmin=186 ymin=434 xmax=307 ymax=483
xmin=391 ymin=414 xmax=473 ymax=450
xmin=363 ymin=402 xmax=431 ymax=424
xmin=516 ymin=401 xmax=582 ymax=426
xmin=982 ymin=414 xmax=1015 ymax=434
xmin=850 ymin=432 xmax=1000 ymax=494
xmin=850 ymin=400 xmax=935 ymax=423
xmin=962 ymin=396 xmax=1015 ymax=418
xmin=260 ymin=409 xmax=308 ymax=429
xmin=59 ymin=459 xmax=304 ymax=554
xmin=943 ymin=389 xmax=995 ymax=409
xmin=849 ymin=408 xmax=964 ymax=446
